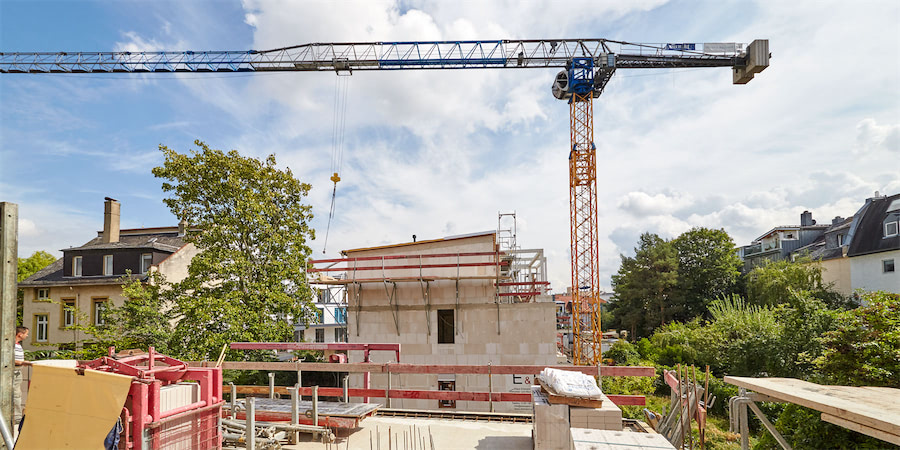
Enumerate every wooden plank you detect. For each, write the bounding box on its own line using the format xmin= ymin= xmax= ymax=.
xmin=724 ymin=377 xmax=900 ymax=438
xmin=821 ymin=413 xmax=900 ymax=446
xmin=606 ymin=395 xmax=645 ymax=406
xmin=601 ymin=366 xmax=656 ymax=377
xmin=230 ymin=342 xmax=400 ymax=352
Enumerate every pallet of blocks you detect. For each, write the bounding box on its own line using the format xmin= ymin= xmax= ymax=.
xmin=569 ymin=392 xmax=623 ymax=431
xmin=533 ymin=385 xmax=571 ymax=449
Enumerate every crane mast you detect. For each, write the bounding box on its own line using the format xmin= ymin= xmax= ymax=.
xmin=1 ymin=38 xmax=769 ymax=366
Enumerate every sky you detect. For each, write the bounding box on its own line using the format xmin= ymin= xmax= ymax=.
xmin=1 ymin=0 xmax=898 ymax=293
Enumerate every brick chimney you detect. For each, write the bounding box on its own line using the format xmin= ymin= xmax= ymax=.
xmin=102 ymin=197 xmax=120 ymax=243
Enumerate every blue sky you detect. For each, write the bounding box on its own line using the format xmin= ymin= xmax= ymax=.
xmin=2 ymin=0 xmax=898 ymax=291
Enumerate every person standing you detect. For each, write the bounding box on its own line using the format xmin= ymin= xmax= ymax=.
xmin=13 ymin=326 xmax=32 ymax=430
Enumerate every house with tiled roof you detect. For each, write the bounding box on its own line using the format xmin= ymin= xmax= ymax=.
xmin=19 ymin=198 xmax=198 ymax=351
xmin=846 ymin=192 xmax=900 ymax=293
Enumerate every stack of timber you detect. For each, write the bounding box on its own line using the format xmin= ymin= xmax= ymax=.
xmin=651 ymin=366 xmax=712 ymax=450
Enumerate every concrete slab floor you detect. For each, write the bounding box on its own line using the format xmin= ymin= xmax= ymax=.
xmin=281 ymin=416 xmax=533 ymax=450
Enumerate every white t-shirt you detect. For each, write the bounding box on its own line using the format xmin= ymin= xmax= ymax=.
xmin=14 ymin=342 xmax=25 ymax=363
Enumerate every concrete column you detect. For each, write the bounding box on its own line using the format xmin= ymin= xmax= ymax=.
xmin=0 ymin=202 xmax=18 ymax=442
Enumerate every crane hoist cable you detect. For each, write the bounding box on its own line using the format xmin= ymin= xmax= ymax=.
xmin=322 ymin=73 xmax=351 ymax=254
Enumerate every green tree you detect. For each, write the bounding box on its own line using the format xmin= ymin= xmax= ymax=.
xmin=17 ymin=250 xmax=57 ymax=282
xmin=745 ymin=258 xmax=844 ymax=308
xmin=815 ymin=291 xmax=900 ymax=387
xmin=610 ymin=233 xmax=678 ymax=338
xmin=16 ymin=250 xmax=58 ymax=325
xmin=111 ymin=271 xmax=174 ymax=353
xmin=671 ymin=227 xmax=742 ymax=321
xmin=152 ymin=141 xmax=316 ymax=360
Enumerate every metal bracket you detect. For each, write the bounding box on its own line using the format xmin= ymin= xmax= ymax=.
xmin=729 ymin=388 xmax=792 ymax=450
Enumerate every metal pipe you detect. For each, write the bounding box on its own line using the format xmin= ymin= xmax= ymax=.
xmin=386 ymin=363 xmax=392 ymax=408
xmin=0 ymin=408 xmax=15 ymax=450
xmin=313 ymin=385 xmax=319 ymax=427
xmin=247 ymin=396 xmax=256 ymax=450
xmin=488 ymin=362 xmax=493 ymax=413
xmin=230 ymin=382 xmax=236 ymax=419
xmin=158 ymin=400 xmax=207 ymax=420
xmin=268 ymin=372 xmax=276 ymax=399
xmin=290 ymin=385 xmax=299 ymax=444
xmin=343 ymin=375 xmax=350 ymax=402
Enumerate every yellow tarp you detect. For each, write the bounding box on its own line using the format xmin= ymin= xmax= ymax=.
xmin=16 ymin=365 xmax=132 ymax=449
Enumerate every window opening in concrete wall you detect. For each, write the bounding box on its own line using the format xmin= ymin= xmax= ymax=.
xmin=884 ymin=259 xmax=895 ymax=273
xmin=438 ymin=379 xmax=456 ymax=408
xmin=315 ymin=328 xmax=325 ymax=343
xmin=437 ymin=309 xmax=454 ymax=344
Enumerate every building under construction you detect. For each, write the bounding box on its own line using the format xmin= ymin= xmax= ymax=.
xmin=309 ymin=217 xmax=558 ymax=413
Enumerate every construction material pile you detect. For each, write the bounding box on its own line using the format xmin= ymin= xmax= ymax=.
xmin=539 ymin=367 xmax=603 ymax=400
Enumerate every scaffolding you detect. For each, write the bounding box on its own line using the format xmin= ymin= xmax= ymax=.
xmin=308 ymin=225 xmax=550 ymax=338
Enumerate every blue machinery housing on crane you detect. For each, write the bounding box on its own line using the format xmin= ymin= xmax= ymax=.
xmin=1 ymin=38 xmax=770 ymax=365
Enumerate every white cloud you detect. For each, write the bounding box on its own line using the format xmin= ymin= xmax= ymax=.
xmin=854 ymin=118 xmax=900 ymax=155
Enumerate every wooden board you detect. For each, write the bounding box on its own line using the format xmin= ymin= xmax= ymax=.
xmin=724 ymin=377 xmax=900 ymax=442
xmin=538 ymin=377 xmax=603 ymax=408
xmin=822 ymin=413 xmax=900 ymax=446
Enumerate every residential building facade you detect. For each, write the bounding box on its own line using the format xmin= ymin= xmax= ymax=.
xmin=846 ymin=193 xmax=900 ymax=294
xmin=19 ymin=199 xmax=197 ymax=351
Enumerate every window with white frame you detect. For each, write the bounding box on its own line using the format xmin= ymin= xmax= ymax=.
xmin=35 ymin=315 xmax=49 ymax=342
xmin=103 ymin=255 xmax=113 ymax=276
xmin=837 ymin=234 xmax=844 ymax=246
xmin=140 ymin=253 xmax=153 ymax=274
xmin=884 ymin=259 xmax=895 ymax=273
xmin=36 ymin=288 xmax=50 ymax=301
xmin=93 ymin=299 xmax=108 ymax=326
xmin=73 ymin=256 xmax=82 ymax=277
xmin=62 ymin=299 xmax=76 ymax=328
xmin=885 ymin=221 xmax=899 ymax=237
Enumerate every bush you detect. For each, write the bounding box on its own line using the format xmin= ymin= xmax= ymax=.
xmin=604 ymin=340 xmax=641 ymax=366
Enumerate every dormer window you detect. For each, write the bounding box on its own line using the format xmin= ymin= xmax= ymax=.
xmin=103 ymin=255 xmax=114 ymax=276
xmin=73 ymin=256 xmax=83 ymax=277
xmin=837 ymin=234 xmax=844 ymax=246
xmin=885 ymin=221 xmax=899 ymax=238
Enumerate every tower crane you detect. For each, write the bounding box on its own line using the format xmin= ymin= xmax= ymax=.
xmin=1 ymin=38 xmax=770 ymax=365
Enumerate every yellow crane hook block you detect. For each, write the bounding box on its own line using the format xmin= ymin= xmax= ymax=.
xmin=330 ymin=172 xmax=341 ymax=184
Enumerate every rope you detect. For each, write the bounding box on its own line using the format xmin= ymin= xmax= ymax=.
xmin=322 ymin=74 xmax=351 ymax=253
